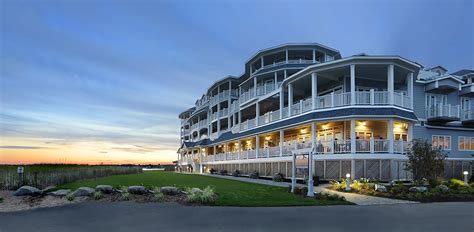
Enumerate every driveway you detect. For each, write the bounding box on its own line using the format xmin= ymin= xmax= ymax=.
xmin=0 ymin=202 xmax=472 ymax=232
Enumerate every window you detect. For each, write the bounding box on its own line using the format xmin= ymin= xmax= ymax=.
xmin=458 ymin=136 xmax=474 ymax=151
xmin=432 ymin=135 xmax=451 ymax=150
xmin=426 ymin=94 xmax=447 ymax=108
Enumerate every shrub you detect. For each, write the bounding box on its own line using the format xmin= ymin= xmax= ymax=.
xmin=94 ymin=191 xmax=104 ymax=200
xmin=119 ymin=186 xmax=130 ymax=201
xmin=272 ymin=173 xmax=284 ymax=182
xmin=428 ymin=178 xmax=446 ymax=187
xmin=66 ymin=193 xmax=75 ymax=201
xmin=186 ymin=186 xmax=216 ymax=204
xmin=292 ymin=186 xmax=308 ymax=196
xmin=209 ymin=168 xmax=217 ymax=174
xmin=316 ymin=192 xmax=345 ymax=201
xmin=405 ymin=139 xmax=446 ymax=180
xmin=232 ymin=170 xmax=240 ymax=177
xmin=219 ymin=170 xmax=228 ymax=175
xmin=154 ymin=192 xmax=165 ymax=202
xmin=249 ymin=171 xmax=259 ymax=179
xmin=304 ymin=175 xmax=320 ymax=186
xmin=330 ymin=180 xmax=346 ymax=191
xmin=0 ymin=196 xmax=3 ymax=203
xmin=448 ymin=179 xmax=465 ymax=190
xmin=389 ymin=183 xmax=407 ymax=195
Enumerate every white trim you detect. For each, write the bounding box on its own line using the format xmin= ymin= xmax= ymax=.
xmin=424 ymin=125 xmax=474 ymax=131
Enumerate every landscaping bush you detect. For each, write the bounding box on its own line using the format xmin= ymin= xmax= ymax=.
xmin=219 ymin=170 xmax=228 ymax=176
xmin=0 ymin=196 xmax=3 ymax=203
xmin=249 ymin=171 xmax=259 ymax=179
xmin=209 ymin=168 xmax=217 ymax=174
xmin=152 ymin=186 xmax=165 ymax=202
xmin=315 ymin=192 xmax=346 ymax=201
xmin=428 ymin=178 xmax=446 ymax=187
xmin=66 ymin=192 xmax=75 ymax=201
xmin=272 ymin=173 xmax=284 ymax=182
xmin=185 ymin=186 xmax=216 ymax=204
xmin=119 ymin=186 xmax=130 ymax=201
xmin=232 ymin=170 xmax=240 ymax=177
xmin=389 ymin=183 xmax=407 ymax=195
xmin=448 ymin=179 xmax=465 ymax=190
xmin=94 ymin=191 xmax=104 ymax=200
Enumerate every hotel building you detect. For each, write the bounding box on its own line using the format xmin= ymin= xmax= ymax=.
xmin=177 ymin=43 xmax=473 ymax=181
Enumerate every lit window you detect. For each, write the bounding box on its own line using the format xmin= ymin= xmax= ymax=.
xmin=432 ymin=135 xmax=451 ymax=150
xmin=459 ymin=136 xmax=474 ymax=151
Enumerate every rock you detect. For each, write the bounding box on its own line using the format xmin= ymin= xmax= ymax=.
xmin=191 ymin=188 xmax=203 ymax=194
xmin=409 ymin=186 xmax=428 ymax=193
xmin=375 ymin=184 xmax=387 ymax=192
xmin=436 ymin=184 xmax=449 ymax=192
xmin=48 ymin=189 xmax=71 ymax=197
xmin=72 ymin=187 xmax=95 ymax=197
xmin=128 ymin=186 xmax=146 ymax=194
xmin=96 ymin=185 xmax=114 ymax=194
xmin=13 ymin=186 xmax=42 ymax=196
xmin=160 ymin=186 xmax=178 ymax=195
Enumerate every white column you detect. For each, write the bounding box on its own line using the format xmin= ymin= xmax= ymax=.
xmin=237 ymin=140 xmax=241 ymax=160
xmin=388 ymin=64 xmax=394 ymax=105
xmin=279 ymin=129 xmax=284 ymax=157
xmin=261 ymin=56 xmax=264 ymax=68
xmin=407 ymin=72 xmax=413 ymax=109
xmin=312 ymin=49 xmax=316 ymax=63
xmin=285 ymin=49 xmax=289 ymax=63
xmin=255 ymin=102 xmax=260 ymax=126
xmin=407 ymin=122 xmax=413 ymax=142
xmin=308 ymin=121 xmax=315 ymax=197
xmin=291 ymin=153 xmax=296 ymax=193
xmin=254 ymin=77 xmax=257 ymax=95
xmin=279 ymin=89 xmax=284 ymax=118
xmin=199 ymin=147 xmax=203 ymax=174
xmin=350 ymin=119 xmax=356 ymax=153
xmin=255 ymin=135 xmax=260 ymax=158
xmin=288 ymin=83 xmax=293 ymax=116
xmin=350 ymin=65 xmax=356 ymax=105
xmin=388 ymin=119 xmax=394 ymax=153
xmin=311 ymin=72 xmax=318 ymax=109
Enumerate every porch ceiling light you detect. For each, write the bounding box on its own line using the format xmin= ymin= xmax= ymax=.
xmin=300 ymin=128 xmax=308 ymax=134
xmin=358 ymin=121 xmax=366 ymax=126
xmin=265 ymin=136 xmax=272 ymax=141
xmin=322 ymin=124 xmax=329 ymax=130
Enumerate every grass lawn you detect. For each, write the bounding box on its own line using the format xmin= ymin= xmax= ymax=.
xmin=58 ymin=171 xmax=351 ymax=207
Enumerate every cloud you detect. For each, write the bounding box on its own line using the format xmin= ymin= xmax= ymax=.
xmin=0 ymin=146 xmax=48 ymax=150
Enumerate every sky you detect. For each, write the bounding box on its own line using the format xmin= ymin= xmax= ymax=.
xmin=0 ymin=0 xmax=473 ymax=165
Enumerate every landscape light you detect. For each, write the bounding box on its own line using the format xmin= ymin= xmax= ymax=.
xmin=345 ymin=173 xmax=351 ymax=191
xmin=463 ymin=171 xmax=469 ymax=185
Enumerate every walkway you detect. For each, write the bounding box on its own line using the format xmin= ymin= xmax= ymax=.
xmin=203 ymin=174 xmax=418 ymax=205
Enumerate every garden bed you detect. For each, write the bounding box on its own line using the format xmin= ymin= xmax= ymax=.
xmin=329 ymin=178 xmax=474 ymax=202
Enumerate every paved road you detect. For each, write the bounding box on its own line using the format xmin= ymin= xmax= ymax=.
xmin=0 ymin=202 xmax=472 ymax=232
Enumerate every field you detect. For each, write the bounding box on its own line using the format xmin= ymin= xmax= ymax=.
xmin=0 ymin=164 xmax=142 ymax=190
xmin=58 ymin=171 xmax=351 ymax=206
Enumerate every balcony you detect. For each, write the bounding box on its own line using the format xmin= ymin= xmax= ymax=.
xmin=461 ymin=110 xmax=474 ymax=124
xmin=426 ymin=105 xmax=461 ymax=122
xmin=200 ymin=139 xmax=409 ymax=164
xmin=209 ymin=90 xmax=239 ymax=106
xmin=460 ymin=84 xmax=474 ymax=97
xmin=239 ymin=82 xmax=282 ymax=106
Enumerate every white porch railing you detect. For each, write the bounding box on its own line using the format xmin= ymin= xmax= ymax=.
xmin=426 ymin=105 xmax=461 ymax=118
xmin=462 ymin=110 xmax=474 ymax=121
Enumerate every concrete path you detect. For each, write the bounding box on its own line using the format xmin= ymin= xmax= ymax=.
xmin=203 ymin=174 xmax=418 ymax=205
xmin=1 ymin=201 xmax=472 ymax=232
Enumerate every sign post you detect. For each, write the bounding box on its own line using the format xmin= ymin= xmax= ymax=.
xmin=17 ymin=166 xmax=24 ymax=187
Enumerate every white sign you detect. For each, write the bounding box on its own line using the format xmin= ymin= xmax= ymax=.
xmin=17 ymin=166 xmax=24 ymax=174
xmin=295 ymin=155 xmax=308 ymax=168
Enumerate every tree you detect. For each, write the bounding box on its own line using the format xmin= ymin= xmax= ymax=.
xmin=405 ymin=139 xmax=446 ymax=180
